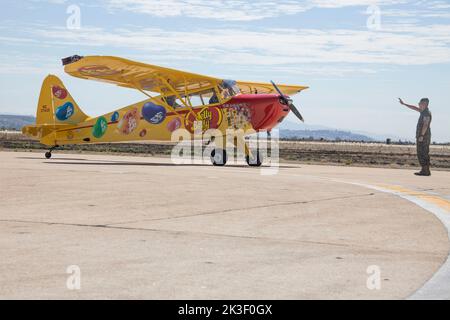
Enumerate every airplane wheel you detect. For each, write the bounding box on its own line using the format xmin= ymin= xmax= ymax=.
xmin=246 ymin=150 xmax=263 ymax=167
xmin=45 ymin=152 xmax=52 ymax=159
xmin=211 ymin=149 xmax=227 ymax=166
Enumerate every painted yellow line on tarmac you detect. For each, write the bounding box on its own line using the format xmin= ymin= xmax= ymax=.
xmin=345 ymin=182 xmax=450 ymax=299
xmin=379 ymin=185 xmax=450 ymax=212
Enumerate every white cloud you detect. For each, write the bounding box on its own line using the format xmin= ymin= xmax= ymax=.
xmin=106 ymin=0 xmax=309 ymax=21
xmin=311 ymin=0 xmax=407 ymax=8
xmin=105 ymin=0 xmax=413 ymax=21
xmin=22 ymin=23 xmax=450 ymax=67
xmin=0 ymin=53 xmax=61 ymax=75
xmin=6 ymin=0 xmax=450 ymax=76
xmin=30 ymin=0 xmax=69 ymax=4
xmin=26 ymin=0 xmax=450 ymax=22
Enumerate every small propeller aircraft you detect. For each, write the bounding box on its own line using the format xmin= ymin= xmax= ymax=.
xmin=22 ymin=55 xmax=308 ymax=166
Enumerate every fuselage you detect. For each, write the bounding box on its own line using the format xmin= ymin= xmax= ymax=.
xmin=52 ymin=93 xmax=290 ymax=146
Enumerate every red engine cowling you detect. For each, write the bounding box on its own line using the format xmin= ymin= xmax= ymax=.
xmin=226 ymin=94 xmax=290 ymax=131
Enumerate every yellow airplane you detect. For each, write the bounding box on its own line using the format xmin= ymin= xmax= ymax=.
xmin=22 ymin=55 xmax=308 ymax=166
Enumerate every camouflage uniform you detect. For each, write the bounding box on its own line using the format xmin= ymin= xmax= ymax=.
xmin=416 ymin=108 xmax=432 ymax=167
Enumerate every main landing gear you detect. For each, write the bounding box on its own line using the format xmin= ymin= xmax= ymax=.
xmin=245 ymin=150 xmax=263 ymax=167
xmin=209 ymin=143 xmax=264 ymax=167
xmin=45 ymin=145 xmax=59 ymax=159
xmin=210 ymin=148 xmax=228 ymax=166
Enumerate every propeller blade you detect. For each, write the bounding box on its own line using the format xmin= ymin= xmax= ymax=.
xmin=270 ymin=80 xmax=289 ymax=104
xmin=271 ymin=80 xmax=305 ymax=122
xmin=289 ymin=103 xmax=305 ymax=122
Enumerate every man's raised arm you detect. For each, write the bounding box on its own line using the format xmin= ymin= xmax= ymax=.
xmin=399 ymin=98 xmax=420 ymax=112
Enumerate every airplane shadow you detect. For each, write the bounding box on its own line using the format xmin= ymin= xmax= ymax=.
xmin=17 ymin=156 xmax=90 ymax=161
xmin=45 ymin=161 xmax=243 ymax=168
xmin=17 ymin=156 xmax=299 ymax=169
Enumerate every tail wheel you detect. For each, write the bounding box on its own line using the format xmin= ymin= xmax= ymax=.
xmin=45 ymin=152 xmax=52 ymax=159
xmin=211 ymin=149 xmax=227 ymax=166
xmin=246 ymin=150 xmax=263 ymax=167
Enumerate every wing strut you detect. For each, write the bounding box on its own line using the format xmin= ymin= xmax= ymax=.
xmin=156 ymin=75 xmax=201 ymax=121
xmin=128 ymin=80 xmax=181 ymax=117
xmin=157 ymin=76 xmax=190 ymax=108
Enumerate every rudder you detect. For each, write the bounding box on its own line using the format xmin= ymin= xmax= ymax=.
xmin=37 ymin=74 xmax=88 ymax=125
xmin=23 ymin=75 xmax=89 ymax=145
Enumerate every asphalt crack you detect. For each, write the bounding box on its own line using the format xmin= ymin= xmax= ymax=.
xmin=107 ymin=192 xmax=376 ymax=226
xmin=0 ymin=217 xmax=443 ymax=259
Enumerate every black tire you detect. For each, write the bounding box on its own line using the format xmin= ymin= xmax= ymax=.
xmin=210 ymin=149 xmax=227 ymax=166
xmin=246 ymin=150 xmax=263 ymax=167
xmin=45 ymin=152 xmax=52 ymax=159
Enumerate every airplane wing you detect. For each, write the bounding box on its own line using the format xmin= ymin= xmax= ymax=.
xmin=63 ymin=55 xmax=308 ymax=97
xmin=64 ymin=56 xmax=223 ymax=95
xmin=236 ymin=81 xmax=308 ymax=96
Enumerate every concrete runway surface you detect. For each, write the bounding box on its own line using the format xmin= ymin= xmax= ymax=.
xmin=1 ymin=151 xmax=449 ymax=300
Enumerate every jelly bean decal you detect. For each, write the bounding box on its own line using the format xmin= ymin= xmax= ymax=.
xmin=185 ymin=107 xmax=222 ymax=133
xmin=52 ymin=86 xmax=68 ymax=100
xmin=79 ymin=65 xmax=120 ymax=77
xmin=142 ymin=102 xmax=166 ymax=125
xmin=139 ymin=129 xmax=147 ymax=138
xmin=55 ymin=102 xmax=75 ymax=121
xmin=117 ymin=108 xmax=140 ymax=135
xmin=92 ymin=116 xmax=108 ymax=139
xmin=167 ymin=117 xmax=182 ymax=133
xmin=111 ymin=111 xmax=119 ymax=122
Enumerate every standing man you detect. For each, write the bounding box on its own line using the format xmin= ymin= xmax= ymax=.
xmin=399 ymin=98 xmax=432 ymax=176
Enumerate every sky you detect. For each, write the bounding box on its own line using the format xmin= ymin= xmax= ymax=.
xmin=0 ymin=0 xmax=449 ymax=142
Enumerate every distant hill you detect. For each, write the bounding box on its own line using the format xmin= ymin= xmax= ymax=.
xmin=0 ymin=114 xmax=35 ymax=130
xmin=278 ymin=120 xmax=374 ymax=141
xmin=279 ymin=129 xmax=373 ymax=142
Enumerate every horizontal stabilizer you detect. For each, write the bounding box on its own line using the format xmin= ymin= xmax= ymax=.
xmin=22 ymin=124 xmax=72 ymax=139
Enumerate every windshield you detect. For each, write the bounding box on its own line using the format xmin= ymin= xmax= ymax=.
xmin=220 ymin=80 xmax=241 ymax=99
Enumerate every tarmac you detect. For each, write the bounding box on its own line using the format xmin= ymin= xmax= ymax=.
xmin=1 ymin=150 xmax=449 ymax=299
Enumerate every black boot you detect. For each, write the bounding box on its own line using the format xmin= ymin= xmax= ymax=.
xmin=415 ymin=166 xmax=431 ymax=176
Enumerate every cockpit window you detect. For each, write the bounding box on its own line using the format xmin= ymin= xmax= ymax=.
xmin=162 ymin=81 xmax=241 ymax=109
xmin=220 ymin=80 xmax=241 ymax=99
xmin=162 ymin=95 xmax=183 ymax=109
xmin=189 ymin=89 xmax=214 ymax=108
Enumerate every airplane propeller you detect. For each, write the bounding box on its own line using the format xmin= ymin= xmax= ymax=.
xmin=270 ymin=80 xmax=304 ymax=122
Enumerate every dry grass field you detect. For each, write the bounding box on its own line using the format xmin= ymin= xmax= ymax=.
xmin=279 ymin=140 xmax=450 ymax=169
xmin=2 ymin=131 xmax=450 ymax=169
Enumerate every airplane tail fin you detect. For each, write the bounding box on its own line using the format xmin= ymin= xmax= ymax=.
xmin=22 ymin=75 xmax=89 ymax=146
